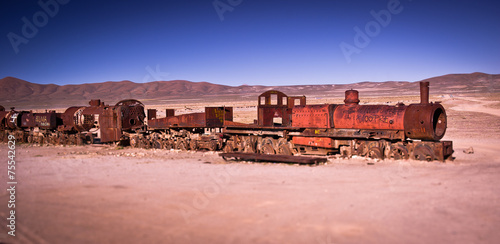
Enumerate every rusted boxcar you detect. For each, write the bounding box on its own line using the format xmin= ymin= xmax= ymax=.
xmin=133 ymin=107 xmax=234 ymax=150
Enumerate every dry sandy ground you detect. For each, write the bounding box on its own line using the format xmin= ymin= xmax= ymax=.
xmin=0 ymin=94 xmax=500 ymax=244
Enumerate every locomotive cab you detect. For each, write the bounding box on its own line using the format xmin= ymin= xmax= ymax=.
xmin=257 ymin=90 xmax=305 ymax=127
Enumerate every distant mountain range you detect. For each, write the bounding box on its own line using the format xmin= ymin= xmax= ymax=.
xmin=0 ymin=72 xmax=498 ymax=109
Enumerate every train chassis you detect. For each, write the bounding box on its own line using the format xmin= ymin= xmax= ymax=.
xmin=0 ymin=129 xmax=96 ymax=146
xmin=126 ymin=128 xmax=223 ymax=151
xmin=0 ymin=123 xmax=453 ymax=162
xmin=221 ymin=130 xmax=453 ymax=161
xmin=122 ymin=127 xmax=453 ymax=162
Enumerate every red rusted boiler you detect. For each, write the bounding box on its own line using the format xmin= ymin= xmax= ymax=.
xmin=332 ymin=82 xmax=446 ymax=141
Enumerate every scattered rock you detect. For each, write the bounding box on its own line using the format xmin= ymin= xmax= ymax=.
xmin=463 ymin=147 xmax=474 ymax=154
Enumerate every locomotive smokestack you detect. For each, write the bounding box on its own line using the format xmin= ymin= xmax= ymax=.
xmin=344 ymin=90 xmax=360 ymax=105
xmin=420 ymin=81 xmax=429 ymax=104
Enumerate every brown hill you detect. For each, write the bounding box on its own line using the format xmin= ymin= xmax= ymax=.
xmin=0 ymin=72 xmax=498 ymax=109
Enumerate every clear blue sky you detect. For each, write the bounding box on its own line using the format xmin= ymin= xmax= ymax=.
xmin=1 ymin=0 xmax=499 ymax=86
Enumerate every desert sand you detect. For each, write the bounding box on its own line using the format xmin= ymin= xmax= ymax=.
xmin=0 ymin=92 xmax=500 ymax=244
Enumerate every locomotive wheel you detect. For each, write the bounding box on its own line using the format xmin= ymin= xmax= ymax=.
xmin=70 ymin=135 xmax=79 ymax=145
xmin=34 ymin=135 xmax=41 ymax=145
xmin=130 ymin=136 xmax=138 ymax=148
xmin=42 ymin=135 xmax=49 ymax=145
xmin=176 ymin=139 xmax=187 ymax=150
xmin=390 ymin=144 xmax=410 ymax=160
xmin=27 ymin=134 xmax=34 ymax=144
xmin=163 ymin=139 xmax=173 ymax=150
xmin=275 ymin=138 xmax=292 ymax=155
xmin=355 ymin=141 xmax=369 ymax=156
xmin=3 ymin=133 xmax=10 ymax=142
xmin=152 ymin=139 xmax=162 ymax=149
xmin=412 ymin=145 xmax=434 ymax=161
xmin=277 ymin=142 xmax=293 ymax=155
xmin=64 ymin=135 xmax=71 ymax=145
xmin=189 ymin=140 xmax=198 ymax=151
xmin=76 ymin=135 xmax=84 ymax=146
xmin=14 ymin=131 xmax=26 ymax=143
xmin=368 ymin=146 xmax=384 ymax=160
xmin=66 ymin=135 xmax=74 ymax=145
xmin=261 ymin=144 xmax=275 ymax=154
xmin=242 ymin=137 xmax=256 ymax=153
xmin=60 ymin=134 xmax=69 ymax=145
xmin=50 ymin=135 xmax=58 ymax=145
xmin=260 ymin=138 xmax=275 ymax=154
xmin=23 ymin=132 xmax=29 ymax=143
xmin=208 ymin=140 xmax=218 ymax=151
xmin=141 ymin=137 xmax=151 ymax=149
xmin=223 ymin=142 xmax=235 ymax=153
xmin=85 ymin=134 xmax=95 ymax=145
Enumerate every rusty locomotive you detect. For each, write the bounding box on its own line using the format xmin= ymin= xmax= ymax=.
xmin=0 ymin=99 xmax=146 ymax=145
xmin=133 ymin=81 xmax=453 ymax=161
xmin=0 ymin=81 xmax=453 ymax=161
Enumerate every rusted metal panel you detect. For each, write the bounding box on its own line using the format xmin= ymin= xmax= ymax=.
xmin=219 ymin=152 xmax=327 ymax=164
xmin=292 ymin=136 xmax=335 ymax=148
xmin=295 ymin=128 xmax=406 ymax=140
xmin=20 ymin=112 xmax=57 ymax=129
xmin=333 ymin=105 xmax=407 ymax=130
xmin=404 ymin=103 xmax=447 ymax=141
xmin=222 ymin=120 xmax=250 ymax=127
xmin=119 ymin=103 xmax=145 ymax=131
xmin=147 ymin=109 xmax=156 ymax=120
xmin=441 ymin=141 xmax=454 ymax=161
xmin=178 ymin=112 xmax=206 ymax=127
xmin=287 ymin=96 xmax=306 ymax=107
xmin=99 ymin=107 xmax=121 ymax=143
xmin=58 ymin=106 xmax=81 ymax=131
xmin=205 ymin=107 xmax=233 ymax=127
xmin=166 ymin=109 xmax=175 ymax=117
xmin=148 ymin=112 xmax=206 ymax=129
xmin=148 ymin=116 xmax=175 ymax=129
xmin=108 ymin=100 xmax=146 ymax=132
xmin=292 ymin=104 xmax=335 ymax=128
xmin=81 ymin=106 xmax=105 ymax=115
